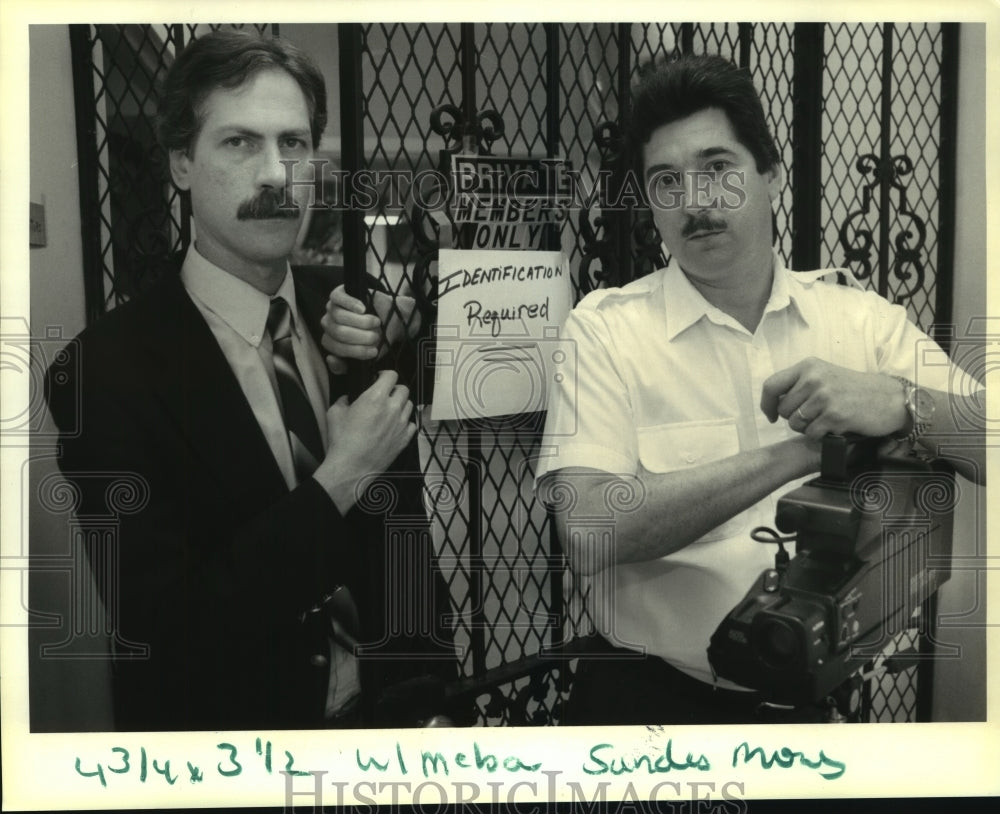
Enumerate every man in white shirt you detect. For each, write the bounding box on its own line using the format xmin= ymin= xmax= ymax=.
xmin=47 ymin=30 xmax=459 ymax=730
xmin=537 ymin=54 xmax=985 ymax=725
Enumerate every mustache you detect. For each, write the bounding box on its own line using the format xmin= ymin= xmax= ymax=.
xmin=682 ymin=214 xmax=727 ymax=238
xmin=237 ymin=188 xmax=300 ymax=220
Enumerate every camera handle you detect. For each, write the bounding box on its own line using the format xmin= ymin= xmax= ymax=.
xmin=750 ymin=526 xmax=796 ymax=575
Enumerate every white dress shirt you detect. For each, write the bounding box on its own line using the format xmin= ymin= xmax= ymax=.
xmin=537 ymin=254 xmax=979 ymax=687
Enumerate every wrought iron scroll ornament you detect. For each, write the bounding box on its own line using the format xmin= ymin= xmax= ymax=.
xmin=632 ymin=211 xmax=666 ymax=280
xmin=887 ymin=156 xmax=928 ymax=303
xmin=409 ymin=190 xmax=444 ymax=315
xmin=578 ymin=121 xmax=623 ymax=294
xmin=411 ymin=103 xmax=507 ymax=312
xmin=839 ymin=154 xmax=882 ymax=282
xmin=579 ymin=119 xmax=666 ymax=292
xmin=428 ymin=103 xmax=506 ymax=156
xmin=838 ymin=153 xmax=927 ymax=304
xmin=508 ymin=665 xmax=567 ymax=725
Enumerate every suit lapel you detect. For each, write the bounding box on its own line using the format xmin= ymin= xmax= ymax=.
xmin=294 ymin=272 xmax=328 ymax=352
xmin=141 ymin=274 xmax=290 ymax=507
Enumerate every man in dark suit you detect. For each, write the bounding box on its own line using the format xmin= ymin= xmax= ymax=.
xmin=45 ymin=30 xmax=459 ymax=731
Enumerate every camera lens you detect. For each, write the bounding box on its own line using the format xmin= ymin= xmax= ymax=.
xmin=756 ymin=619 xmax=800 ymax=668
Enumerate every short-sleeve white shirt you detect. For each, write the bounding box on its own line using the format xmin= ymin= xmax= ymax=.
xmin=537 ymin=255 xmax=975 ymax=687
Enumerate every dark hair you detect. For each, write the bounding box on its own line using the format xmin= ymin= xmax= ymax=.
xmin=156 ymin=30 xmax=327 ymax=154
xmin=627 ymin=54 xmax=780 ymax=174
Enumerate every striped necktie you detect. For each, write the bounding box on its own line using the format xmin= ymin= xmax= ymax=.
xmin=266 ymin=296 xmax=324 ymax=482
xmin=268 ymin=298 xmax=362 ymax=667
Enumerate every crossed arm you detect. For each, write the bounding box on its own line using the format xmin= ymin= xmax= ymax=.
xmin=760 ymin=357 xmax=986 ymax=483
xmin=547 ymin=358 xmax=986 ymax=577
xmin=547 ymin=436 xmax=820 ymax=575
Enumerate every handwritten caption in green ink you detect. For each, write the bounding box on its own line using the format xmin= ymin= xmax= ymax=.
xmin=73 ymin=737 xmax=309 ymax=788
xmin=73 ymin=735 xmax=847 ymax=790
xmin=355 ymin=738 xmax=846 ymax=782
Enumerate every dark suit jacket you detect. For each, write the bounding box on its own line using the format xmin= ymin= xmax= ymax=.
xmin=45 ymin=265 xmax=459 ymax=731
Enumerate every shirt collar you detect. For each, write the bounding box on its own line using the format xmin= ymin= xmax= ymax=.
xmin=771 ymin=258 xmax=815 ymax=329
xmin=180 ymin=245 xmax=299 ymax=347
xmin=662 ymin=252 xmax=808 ymax=341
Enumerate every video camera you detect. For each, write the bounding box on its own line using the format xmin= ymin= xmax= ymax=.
xmin=707 ymin=435 xmax=955 ymax=708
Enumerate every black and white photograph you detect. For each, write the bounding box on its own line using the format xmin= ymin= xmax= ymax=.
xmin=2 ymin=1 xmax=996 ymax=810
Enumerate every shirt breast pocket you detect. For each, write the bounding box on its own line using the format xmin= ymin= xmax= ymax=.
xmin=636 ymin=419 xmax=748 ymax=544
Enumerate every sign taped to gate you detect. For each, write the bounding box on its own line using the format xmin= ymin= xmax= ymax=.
xmin=431 ymin=248 xmax=572 ymax=421
xmin=449 ymin=154 xmax=571 ymax=251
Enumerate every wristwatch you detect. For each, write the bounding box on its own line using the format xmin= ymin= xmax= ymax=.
xmin=893 ymin=376 xmax=936 ymax=444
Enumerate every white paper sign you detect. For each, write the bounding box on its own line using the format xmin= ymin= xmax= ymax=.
xmin=431 ymin=249 xmax=573 ymax=421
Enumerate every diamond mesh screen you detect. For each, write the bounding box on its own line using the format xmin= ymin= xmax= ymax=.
xmin=823 ymin=23 xmax=946 ymax=332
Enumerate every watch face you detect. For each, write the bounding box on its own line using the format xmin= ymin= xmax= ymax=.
xmin=912 ymin=387 xmax=936 ymax=422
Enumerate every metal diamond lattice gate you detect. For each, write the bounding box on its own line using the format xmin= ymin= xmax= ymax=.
xmin=71 ymin=21 xmax=958 ymax=725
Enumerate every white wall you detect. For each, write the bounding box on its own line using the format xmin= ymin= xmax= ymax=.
xmin=929 ymin=22 xmax=988 ymax=722
xmin=952 ymin=24 xmax=988 ymax=336
xmin=30 ymin=25 xmax=86 ymax=341
xmin=29 ymin=24 xmax=113 ymax=731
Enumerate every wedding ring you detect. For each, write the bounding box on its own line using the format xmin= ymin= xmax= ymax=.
xmin=795 ymin=407 xmax=809 ymax=422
